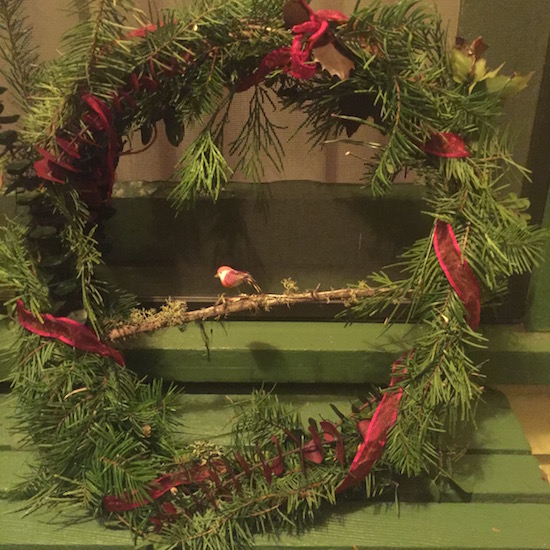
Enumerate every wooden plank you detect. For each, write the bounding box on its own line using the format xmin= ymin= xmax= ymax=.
xmin=525 ymin=148 xmax=550 ymax=330
xmin=0 ymin=499 xmax=143 ymax=549
xmin=121 ymin=322 xmax=412 ymax=385
xmin=1 ymin=392 xmax=544 ymax=503
xmin=468 ymin=389 xmax=531 ymax=453
xmin=0 ymin=393 xmax=19 ymax=450
xmin=174 ymin=389 xmax=533 ymax=455
xmin=2 ymin=450 xmax=547 ymax=505
xmin=0 ymin=450 xmax=31 ymax=495
xmin=252 ymin=502 xmax=550 ymax=549
xmin=480 ymin=327 xmax=550 ymax=384
xmin=0 ymin=389 xmax=532 ymax=453
xmin=0 ymin=319 xmax=16 ymax=383
xmin=1 ymin=500 xmax=549 ymax=549
xmin=451 ymin=454 xmax=550 ymax=502
xmin=0 ymin=389 xmax=548 ymax=548
xmin=4 ymin=321 xmax=550 ymax=384
xmin=120 ymin=323 xmax=550 ymax=385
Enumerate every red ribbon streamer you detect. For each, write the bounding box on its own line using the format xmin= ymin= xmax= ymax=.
xmin=336 ymin=221 xmax=481 ymax=492
xmin=419 ymin=132 xmax=471 ymax=158
xmin=16 ymin=299 xmax=125 ymax=367
xmin=433 ymin=221 xmax=481 ymax=330
xmin=103 ymin=460 xmax=227 ymax=513
xmin=336 ymin=362 xmax=404 ymax=493
xmin=103 ymin=474 xmax=183 ymax=512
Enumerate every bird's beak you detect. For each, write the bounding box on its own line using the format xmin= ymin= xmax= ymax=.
xmin=214 ymin=273 xmax=219 ymax=278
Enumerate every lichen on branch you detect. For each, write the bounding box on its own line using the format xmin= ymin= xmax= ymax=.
xmin=108 ymin=285 xmax=388 ymax=341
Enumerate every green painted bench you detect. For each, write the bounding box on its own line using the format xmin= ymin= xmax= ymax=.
xmin=1 ymin=322 xmax=550 ymax=548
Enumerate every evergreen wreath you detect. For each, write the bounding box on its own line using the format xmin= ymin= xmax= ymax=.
xmin=0 ymin=0 xmax=544 ymax=547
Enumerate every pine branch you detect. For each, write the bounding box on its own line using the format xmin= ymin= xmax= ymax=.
xmin=169 ymin=128 xmax=233 ymax=207
xmin=229 ymin=83 xmax=285 ymax=181
xmin=0 ymin=0 xmax=38 ymax=109
xmin=85 ymin=0 xmax=108 ymax=84
xmin=47 ymin=186 xmax=105 ymax=334
xmin=0 ymin=219 xmax=51 ymax=315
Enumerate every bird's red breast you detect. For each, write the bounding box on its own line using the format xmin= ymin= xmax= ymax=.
xmin=215 ymin=266 xmax=261 ymax=292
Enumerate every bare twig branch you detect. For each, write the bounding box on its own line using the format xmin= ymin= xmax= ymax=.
xmin=108 ymin=286 xmax=391 ymax=341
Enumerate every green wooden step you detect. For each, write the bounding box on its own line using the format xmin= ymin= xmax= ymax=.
xmin=1 ymin=500 xmax=549 ymax=549
xmin=0 ymin=390 xmax=533 ymax=453
xmin=1 ymin=450 xmax=546 ymax=504
xmin=252 ymin=502 xmax=550 ymax=549
xmin=1 ymin=389 xmax=549 ymax=548
xmin=451 ymin=454 xmax=550 ymax=502
xmin=3 ymin=322 xmax=550 ymax=384
xmin=0 ymin=499 xmax=142 ymax=549
xmin=120 ymin=323 xmax=550 ymax=385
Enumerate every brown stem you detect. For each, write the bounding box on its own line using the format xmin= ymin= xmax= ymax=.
xmin=108 ymin=286 xmax=393 ymax=342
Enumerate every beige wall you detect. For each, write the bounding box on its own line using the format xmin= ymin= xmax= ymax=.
xmin=20 ymin=0 xmax=460 ymax=184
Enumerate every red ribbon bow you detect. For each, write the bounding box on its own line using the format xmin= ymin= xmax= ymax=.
xmin=17 ymin=300 xmax=125 ymax=367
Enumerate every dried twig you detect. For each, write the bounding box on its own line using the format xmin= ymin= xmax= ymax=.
xmin=108 ymin=286 xmax=390 ymax=341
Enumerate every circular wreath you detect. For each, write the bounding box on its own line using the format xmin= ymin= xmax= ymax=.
xmin=0 ymin=0 xmax=543 ymax=547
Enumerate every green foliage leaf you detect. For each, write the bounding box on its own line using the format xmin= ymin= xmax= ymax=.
xmin=451 ymin=49 xmax=472 ymax=83
xmin=486 ymin=71 xmax=534 ymax=98
xmin=27 ymin=225 xmax=58 ymax=240
xmin=0 ymin=113 xmax=19 ymax=124
xmin=6 ymin=158 xmax=32 ymax=174
xmin=163 ymin=107 xmax=185 ymax=147
xmin=0 ymin=129 xmax=17 ymax=145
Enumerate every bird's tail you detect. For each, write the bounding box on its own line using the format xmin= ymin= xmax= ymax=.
xmin=245 ymin=275 xmax=262 ymax=293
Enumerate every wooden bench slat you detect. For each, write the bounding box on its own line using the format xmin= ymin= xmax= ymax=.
xmin=452 ymin=454 xmax=549 ymax=502
xmin=1 ymin=391 xmax=546 ymax=502
xmin=0 ymin=450 xmax=30 ymax=495
xmin=121 ymin=323 xmax=550 ymax=385
xmin=1 ymin=500 xmax=549 ymax=549
xmin=0 ymin=499 xmax=142 ymax=549
xmin=1 ymin=451 xmax=547 ymax=503
xmin=0 ymin=389 xmax=532 ymax=453
xmin=253 ymin=502 xmax=550 ymax=549
xmin=0 ymin=387 xmax=549 ymax=548
xmin=4 ymin=322 xmax=550 ymax=384
xmin=468 ymin=389 xmax=531 ymax=453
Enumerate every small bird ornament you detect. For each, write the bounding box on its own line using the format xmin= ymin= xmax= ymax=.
xmin=215 ymin=265 xmax=262 ymax=293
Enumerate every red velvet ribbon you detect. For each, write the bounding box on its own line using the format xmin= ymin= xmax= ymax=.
xmin=336 ymin=360 xmax=404 ymax=493
xmin=336 ymin=221 xmax=481 ymax=491
xmin=419 ymin=132 xmax=471 ymax=158
xmin=103 ymin=460 xmax=226 ymax=513
xmin=16 ymin=299 xmax=125 ymax=367
xmin=433 ymin=220 xmax=481 ymax=330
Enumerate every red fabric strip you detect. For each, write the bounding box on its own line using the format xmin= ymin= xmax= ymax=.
xmin=336 ymin=363 xmax=404 ymax=493
xmin=419 ymin=132 xmax=471 ymax=158
xmin=16 ymin=300 xmax=125 ymax=367
xmin=433 ymin=221 xmax=481 ymax=330
xmin=103 ymin=474 xmax=183 ymax=512
xmin=103 ymin=460 xmax=227 ymax=513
